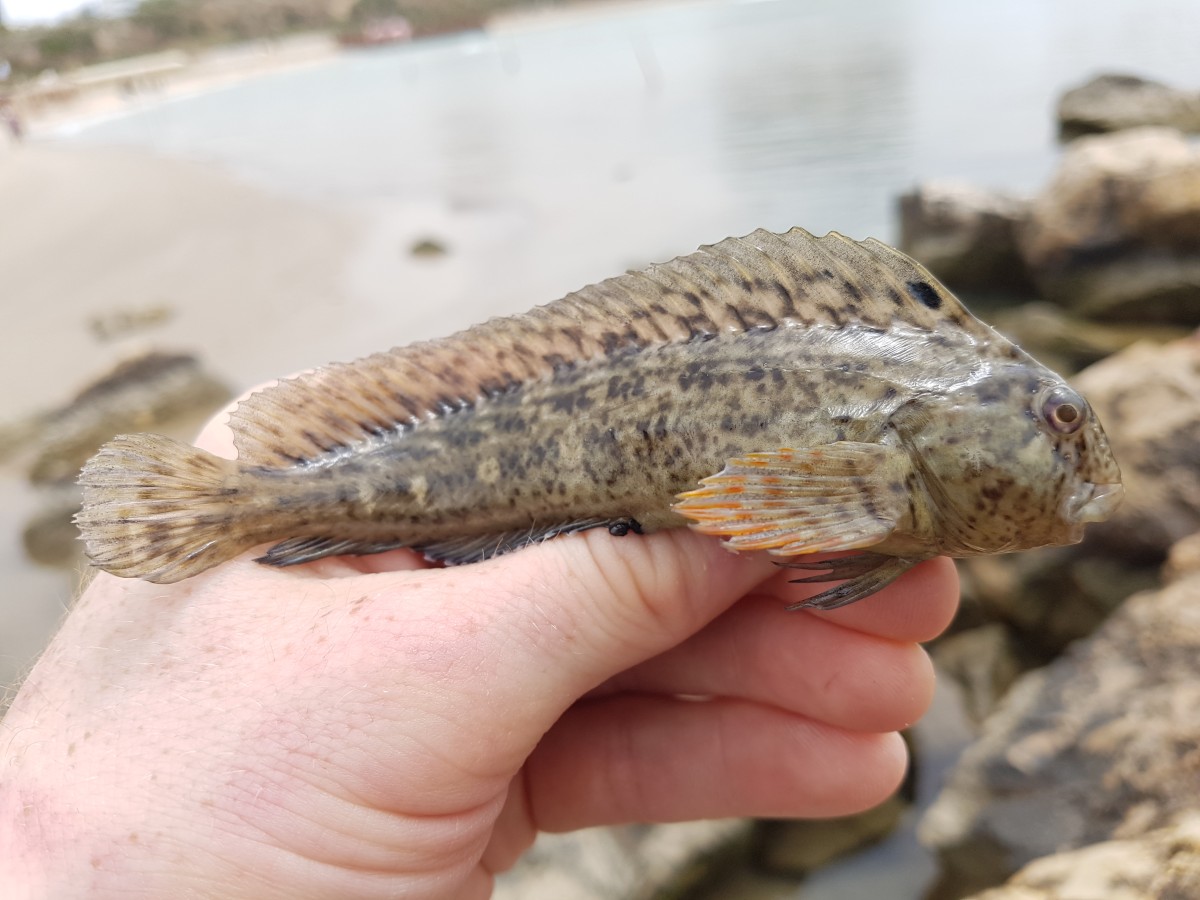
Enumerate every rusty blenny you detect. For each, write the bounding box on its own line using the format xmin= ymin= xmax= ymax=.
xmin=76 ymin=228 xmax=1122 ymax=609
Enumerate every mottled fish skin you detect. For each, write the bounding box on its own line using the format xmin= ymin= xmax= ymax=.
xmin=75 ymin=228 xmax=1123 ymax=608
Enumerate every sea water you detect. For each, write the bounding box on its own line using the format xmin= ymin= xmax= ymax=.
xmin=65 ymin=0 xmax=1200 ymax=250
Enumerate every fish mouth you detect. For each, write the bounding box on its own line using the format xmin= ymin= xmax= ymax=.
xmin=1067 ymin=482 xmax=1125 ymax=524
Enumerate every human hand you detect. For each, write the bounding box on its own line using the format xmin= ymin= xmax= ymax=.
xmin=1 ymin=412 xmax=958 ymax=900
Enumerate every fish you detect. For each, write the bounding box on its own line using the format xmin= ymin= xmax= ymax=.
xmin=75 ymin=228 xmax=1123 ymax=609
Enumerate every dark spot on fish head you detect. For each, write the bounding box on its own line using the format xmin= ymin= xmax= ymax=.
xmin=906 ymin=280 xmax=942 ymax=310
xmin=974 ymin=380 xmax=1016 ymax=407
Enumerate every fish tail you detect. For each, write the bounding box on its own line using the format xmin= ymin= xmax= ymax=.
xmin=75 ymin=434 xmax=250 ymax=583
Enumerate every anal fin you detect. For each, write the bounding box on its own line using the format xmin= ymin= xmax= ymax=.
xmin=257 ymin=517 xmax=646 ymax=570
xmin=257 ymin=536 xmax=407 ymax=568
xmin=418 ymin=517 xmax=635 ymax=566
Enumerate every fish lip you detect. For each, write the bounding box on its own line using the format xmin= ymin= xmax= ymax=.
xmin=1068 ymin=482 xmax=1124 ymax=524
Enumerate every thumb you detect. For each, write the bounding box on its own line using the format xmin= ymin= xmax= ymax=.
xmin=434 ymin=525 xmax=779 ymax=707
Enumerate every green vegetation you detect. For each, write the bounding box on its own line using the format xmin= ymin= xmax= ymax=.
xmin=347 ymin=0 xmax=405 ymax=24
xmin=363 ymin=1 xmax=539 ymax=37
xmin=34 ymin=22 xmax=99 ymax=69
xmin=0 ymin=0 xmax=581 ymax=81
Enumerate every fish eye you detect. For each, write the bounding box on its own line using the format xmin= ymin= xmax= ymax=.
xmin=1038 ymin=385 xmax=1088 ymax=435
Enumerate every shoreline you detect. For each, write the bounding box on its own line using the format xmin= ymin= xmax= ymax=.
xmin=13 ymin=32 xmax=341 ymax=141
xmin=487 ymin=0 xmax=709 ymax=33
xmin=9 ymin=0 xmax=696 ymax=139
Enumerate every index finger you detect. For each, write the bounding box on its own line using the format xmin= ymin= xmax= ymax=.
xmin=755 ymin=556 xmax=959 ymax=643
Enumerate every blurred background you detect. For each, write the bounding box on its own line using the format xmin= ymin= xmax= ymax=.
xmin=2 ymin=1 xmax=1200 ymax=897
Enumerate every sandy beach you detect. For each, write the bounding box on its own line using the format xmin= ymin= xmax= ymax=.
xmin=0 ymin=142 xmax=365 ymax=416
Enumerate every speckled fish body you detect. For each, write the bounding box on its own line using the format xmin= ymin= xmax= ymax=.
xmin=76 ymin=228 xmax=1122 ymax=608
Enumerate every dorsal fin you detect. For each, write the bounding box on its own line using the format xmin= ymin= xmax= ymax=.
xmin=229 ymin=228 xmax=998 ymax=467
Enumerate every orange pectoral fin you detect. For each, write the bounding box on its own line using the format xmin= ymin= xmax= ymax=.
xmin=672 ymin=443 xmax=907 ymax=556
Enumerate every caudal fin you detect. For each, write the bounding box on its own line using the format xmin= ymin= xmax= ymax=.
xmin=75 ymin=434 xmax=247 ymax=583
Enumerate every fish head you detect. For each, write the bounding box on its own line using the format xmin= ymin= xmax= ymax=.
xmin=900 ymin=368 xmax=1123 ymax=555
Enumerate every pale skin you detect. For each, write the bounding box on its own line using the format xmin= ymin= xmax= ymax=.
xmin=0 ymin=408 xmax=958 ymax=899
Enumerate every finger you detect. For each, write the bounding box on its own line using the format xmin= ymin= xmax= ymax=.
xmin=429 ymin=527 xmax=780 ymax=707
xmin=600 ymin=593 xmax=935 ymax=733
xmin=525 ymin=694 xmax=908 ymax=831
xmin=758 ymin=556 xmax=960 ymax=643
xmin=288 ymin=528 xmax=778 ymax=786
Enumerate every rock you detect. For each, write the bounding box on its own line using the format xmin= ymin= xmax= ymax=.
xmin=953 ymin=548 xmax=1159 ymax=665
xmin=920 ymin=567 xmax=1200 ymax=898
xmin=21 ymin=487 xmax=83 ymax=568
xmin=492 ymin=819 xmax=754 ymax=900
xmin=1072 ymin=335 xmax=1200 ymax=561
xmin=15 ymin=351 xmax=231 ymax=486
xmin=1058 ymin=73 xmax=1200 ymax=139
xmin=410 ymin=236 xmax=448 ymax=258
xmin=87 ymin=303 xmax=174 ymax=342
xmin=6 ymin=351 xmax=233 ymax=570
xmin=897 ymin=182 xmax=1034 ymax=293
xmin=992 ymin=302 xmax=1189 ymax=375
xmin=964 ymin=815 xmax=1200 ymax=900
xmin=1164 ymin=532 xmax=1200 ymax=584
xmin=753 ymin=793 xmax=909 ymax=878
xmin=930 ymin=624 xmax=1033 ymax=725
xmin=1017 ymin=127 xmax=1200 ymax=323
